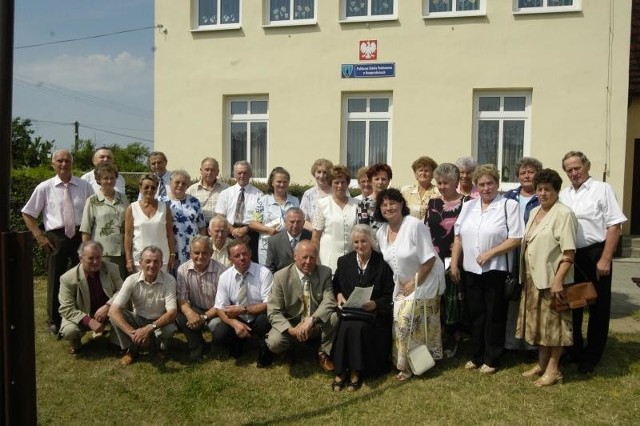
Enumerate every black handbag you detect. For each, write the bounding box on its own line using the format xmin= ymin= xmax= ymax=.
xmin=503 ymin=199 xmax=521 ymax=301
xmin=338 ymin=307 xmax=376 ymax=324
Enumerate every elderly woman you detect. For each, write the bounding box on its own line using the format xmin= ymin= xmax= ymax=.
xmin=451 ymin=164 xmax=523 ymax=374
xmin=250 ymin=167 xmax=299 ymax=264
xmin=517 ymin=169 xmax=577 ymax=387
xmin=455 ymin=156 xmax=479 ymax=199
xmin=312 ymin=165 xmax=359 ymax=274
xmin=401 ymin=156 xmax=440 ymax=220
xmin=80 ymin=163 xmax=130 ymax=277
xmin=357 ymin=163 xmax=392 ymax=232
xmin=424 ymin=163 xmax=468 ymax=357
xmin=331 ymin=224 xmax=394 ymax=391
xmin=159 ymin=170 xmax=207 ymax=268
xmin=124 ymin=174 xmax=176 ymax=273
xmin=376 ymin=188 xmax=446 ymax=381
xmin=300 ymin=158 xmax=333 ymax=231
xmin=354 ymin=166 xmax=372 ymax=201
xmin=503 ymin=157 xmax=543 ymax=351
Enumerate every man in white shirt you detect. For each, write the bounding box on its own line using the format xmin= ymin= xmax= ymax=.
xmin=142 ymin=151 xmax=171 ymax=199
xmin=213 ymin=238 xmax=272 ymax=359
xmin=214 ymin=160 xmax=263 ymax=262
xmin=80 ymin=147 xmax=126 ymax=194
xmin=209 ymin=215 xmax=232 ymax=269
xmin=22 ymin=149 xmax=94 ymax=335
xmin=108 ymin=246 xmax=178 ymax=365
xmin=186 ymin=157 xmax=229 ymax=224
xmin=559 ymin=151 xmax=627 ymax=374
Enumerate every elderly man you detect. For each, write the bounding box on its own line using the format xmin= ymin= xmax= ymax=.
xmin=58 ymin=240 xmax=123 ymax=354
xmin=214 ymin=238 xmax=272 ymax=359
xmin=22 ymin=149 xmax=94 ymax=335
xmin=147 ymin=151 xmax=172 ymax=198
xmin=215 ymin=160 xmax=263 ymax=262
xmin=209 ymin=215 xmax=232 ymax=268
xmin=80 ymin=147 xmax=126 ymax=194
xmin=176 ymin=236 xmax=226 ymax=361
xmin=559 ymin=151 xmax=627 ymax=374
xmin=109 ymin=246 xmax=178 ymax=365
xmin=259 ymin=240 xmax=338 ymax=371
xmin=265 ymin=207 xmax=311 ymax=273
xmin=186 ymin=157 xmax=229 ymax=224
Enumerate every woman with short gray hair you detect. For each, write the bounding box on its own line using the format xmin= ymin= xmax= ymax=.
xmin=455 ymin=156 xmax=479 ymax=199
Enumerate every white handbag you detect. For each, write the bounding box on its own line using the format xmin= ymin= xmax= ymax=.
xmin=407 ymin=299 xmax=435 ymax=375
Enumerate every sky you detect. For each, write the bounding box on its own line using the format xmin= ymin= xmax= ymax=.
xmin=12 ymin=0 xmax=155 ymax=151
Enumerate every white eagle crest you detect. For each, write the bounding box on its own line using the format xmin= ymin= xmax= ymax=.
xmin=360 ymin=40 xmax=377 ymax=59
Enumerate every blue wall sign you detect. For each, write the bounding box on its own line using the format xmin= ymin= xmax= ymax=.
xmin=341 ymin=63 xmax=395 ymax=79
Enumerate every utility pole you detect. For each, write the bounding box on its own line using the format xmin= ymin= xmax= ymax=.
xmin=74 ymin=121 xmax=79 ymax=152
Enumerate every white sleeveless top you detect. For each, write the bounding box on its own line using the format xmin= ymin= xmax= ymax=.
xmin=132 ymin=201 xmax=171 ymax=267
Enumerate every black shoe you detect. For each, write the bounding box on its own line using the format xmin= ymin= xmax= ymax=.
xmin=48 ymin=323 xmax=60 ymax=336
xmin=256 ymin=344 xmax=274 ymax=368
xmin=578 ymin=362 xmax=595 ymax=374
xmin=229 ymin=342 xmax=244 ymax=359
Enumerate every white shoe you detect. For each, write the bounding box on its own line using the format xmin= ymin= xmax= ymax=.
xmin=479 ymin=364 xmax=496 ymax=374
xmin=464 ymin=360 xmax=478 ymax=369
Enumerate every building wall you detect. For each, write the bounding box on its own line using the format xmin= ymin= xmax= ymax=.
xmin=155 ymin=0 xmax=632 ymax=212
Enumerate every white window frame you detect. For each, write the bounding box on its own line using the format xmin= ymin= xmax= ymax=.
xmin=341 ymin=93 xmax=393 ymax=185
xmin=263 ymin=0 xmax=317 ymax=27
xmin=191 ymin=0 xmax=242 ymax=32
xmin=513 ymin=0 xmax=581 ymax=15
xmin=339 ymin=0 xmax=398 ymax=23
xmin=227 ymin=96 xmax=269 ymax=180
xmin=423 ymin=0 xmax=486 ymax=19
xmin=472 ymin=91 xmax=532 ymax=190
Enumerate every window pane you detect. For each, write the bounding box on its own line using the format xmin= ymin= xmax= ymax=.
xmin=346 ymin=0 xmax=368 ymax=17
xmin=518 ymin=0 xmax=542 ymax=7
xmin=372 ymin=0 xmax=393 ymax=15
xmin=251 ymin=101 xmax=268 ymax=114
xmin=231 ymin=101 xmax=247 ymax=115
xmin=231 ymin=122 xmax=247 ymax=176
xmin=348 ymin=98 xmax=367 ymax=113
xmin=369 ymin=121 xmax=388 ymax=165
xmin=479 ymin=97 xmax=500 ymax=112
xmin=221 ymin=0 xmax=239 ymax=23
xmin=457 ymin=0 xmax=480 ymax=11
xmin=370 ymin=98 xmax=389 ymax=112
xmin=199 ymin=0 xmax=217 ymax=25
xmin=250 ymin=122 xmax=268 ymax=178
xmin=501 ymin=120 xmax=524 ymax=182
xmin=429 ymin=0 xmax=452 ymax=12
xmin=477 ymin=120 xmax=499 ymax=166
xmin=347 ymin=121 xmax=366 ymax=177
xmin=270 ymin=0 xmax=290 ymax=21
xmin=294 ymin=0 xmax=314 ymax=19
xmin=504 ymin=97 xmax=526 ymax=112
xmin=548 ymin=0 xmax=573 ymax=6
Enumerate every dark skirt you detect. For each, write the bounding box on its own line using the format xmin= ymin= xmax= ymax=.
xmin=331 ymin=315 xmax=392 ymax=378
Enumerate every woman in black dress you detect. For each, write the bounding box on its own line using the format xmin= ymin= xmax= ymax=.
xmin=330 ymin=224 xmax=394 ymax=391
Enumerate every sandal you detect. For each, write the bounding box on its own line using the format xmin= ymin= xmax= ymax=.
xmin=346 ymin=379 xmax=362 ymax=391
xmin=331 ymin=378 xmax=345 ymax=392
xmin=395 ymin=370 xmax=413 ymax=382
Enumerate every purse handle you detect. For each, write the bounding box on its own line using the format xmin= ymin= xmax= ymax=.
xmin=557 ymin=257 xmax=589 ymax=281
xmin=408 ymin=273 xmax=428 ymax=351
xmin=503 ymin=200 xmax=511 ymax=274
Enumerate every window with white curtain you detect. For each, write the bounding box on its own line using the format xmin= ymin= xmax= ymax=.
xmin=192 ymin=0 xmax=241 ymax=30
xmin=473 ymin=92 xmax=531 ymax=184
xmin=341 ymin=0 xmax=397 ymax=21
xmin=228 ymin=98 xmax=268 ymax=178
xmin=264 ymin=0 xmax=316 ymax=25
xmin=423 ymin=0 xmax=486 ymax=18
xmin=343 ymin=94 xmax=392 ymax=178
xmin=513 ymin=0 xmax=581 ymax=14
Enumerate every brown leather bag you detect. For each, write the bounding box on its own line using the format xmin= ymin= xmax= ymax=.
xmin=551 ymin=260 xmax=598 ymax=312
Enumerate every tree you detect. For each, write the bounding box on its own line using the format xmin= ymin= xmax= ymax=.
xmin=11 ymin=117 xmax=54 ymax=168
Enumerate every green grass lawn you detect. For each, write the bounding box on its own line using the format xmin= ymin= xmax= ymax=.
xmin=34 ymin=278 xmax=640 ymax=425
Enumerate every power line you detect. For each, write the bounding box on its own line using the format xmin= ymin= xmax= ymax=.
xmin=25 ymin=119 xmax=154 ymax=145
xmin=81 ymin=124 xmax=154 ymax=144
xmin=14 ymin=26 xmax=156 ymax=49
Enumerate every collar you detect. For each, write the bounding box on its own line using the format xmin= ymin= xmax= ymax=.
xmin=54 ymin=175 xmax=78 ymax=186
xmin=294 ymin=265 xmax=310 ymax=283
xmin=233 ymin=262 xmax=256 ymax=279
xmin=569 ymin=176 xmax=594 ymax=193
xmin=136 ymin=270 xmax=164 ymax=286
xmin=187 ymin=259 xmax=216 ymax=274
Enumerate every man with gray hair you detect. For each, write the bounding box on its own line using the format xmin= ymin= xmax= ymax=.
xmin=215 ymin=160 xmax=263 ymax=262
xmin=209 ymin=215 xmax=232 ymax=268
xmin=109 ymin=246 xmax=178 ymax=365
xmin=176 ymin=236 xmax=226 ymax=361
xmin=265 ymin=207 xmax=311 ymax=273
xmin=80 ymin=146 xmax=126 ymax=194
xmin=186 ymin=157 xmax=229 ymax=223
xmin=22 ymin=149 xmax=94 ymax=335
xmin=58 ymin=240 xmax=123 ymax=354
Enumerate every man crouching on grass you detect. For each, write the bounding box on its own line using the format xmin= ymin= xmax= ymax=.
xmin=109 ymin=246 xmax=177 ymax=365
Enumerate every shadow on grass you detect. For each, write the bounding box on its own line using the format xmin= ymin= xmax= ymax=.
xmin=611 ymin=291 xmax=640 ymax=319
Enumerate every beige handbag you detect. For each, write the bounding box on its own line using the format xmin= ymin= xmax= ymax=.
xmin=407 ymin=298 xmax=435 ymax=375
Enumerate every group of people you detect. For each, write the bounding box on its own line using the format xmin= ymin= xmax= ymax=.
xmin=22 ymin=146 xmax=626 ymax=391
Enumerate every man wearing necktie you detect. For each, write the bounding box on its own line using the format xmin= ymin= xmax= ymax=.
xmin=22 ymin=149 xmax=94 ymax=335
xmin=265 ymin=208 xmax=311 ymax=273
xmin=213 ymin=238 xmax=273 ymax=358
xmin=147 ymin=151 xmax=171 ymax=198
xmin=215 ymin=161 xmax=263 ymax=262
xmin=260 ymin=240 xmax=338 ymax=372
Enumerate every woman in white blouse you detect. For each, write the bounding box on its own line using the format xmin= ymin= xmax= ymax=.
xmin=311 ymin=165 xmax=358 ymax=274
xmin=300 ymin=158 xmax=333 ymax=231
xmin=450 ymin=164 xmax=524 ymax=374
xmin=376 ymin=188 xmax=445 ymax=381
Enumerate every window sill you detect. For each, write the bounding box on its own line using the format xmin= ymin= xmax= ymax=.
xmin=262 ymin=20 xmax=317 ymax=28
xmin=423 ymin=11 xmax=486 ymax=19
xmin=338 ymin=15 xmax=398 ymax=24
xmin=513 ymin=7 xmax=581 ymax=15
xmin=191 ymin=24 xmax=242 ymax=32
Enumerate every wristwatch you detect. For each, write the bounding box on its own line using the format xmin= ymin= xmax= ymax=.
xmin=311 ymin=317 xmax=321 ymax=326
xmin=201 ymin=314 xmax=209 ymax=322
xmin=150 ymin=323 xmax=158 ymax=330
xmin=243 ymin=305 xmax=248 ymax=315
